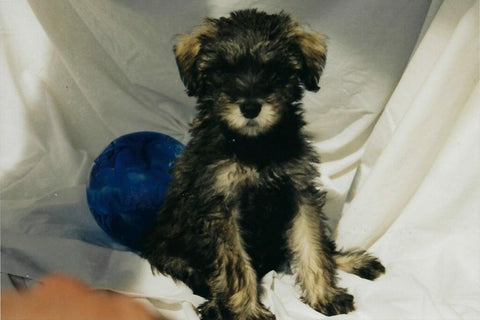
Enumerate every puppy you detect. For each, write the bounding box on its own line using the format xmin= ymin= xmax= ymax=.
xmin=142 ymin=9 xmax=385 ymax=320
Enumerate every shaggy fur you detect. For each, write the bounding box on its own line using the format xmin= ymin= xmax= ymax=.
xmin=142 ymin=9 xmax=385 ymax=320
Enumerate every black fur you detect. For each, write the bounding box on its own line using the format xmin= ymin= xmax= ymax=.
xmin=141 ymin=9 xmax=384 ymax=320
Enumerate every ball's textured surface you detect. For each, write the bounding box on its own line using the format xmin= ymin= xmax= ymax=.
xmin=86 ymin=131 xmax=184 ymax=250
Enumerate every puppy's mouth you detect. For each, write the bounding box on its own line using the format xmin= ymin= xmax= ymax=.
xmin=221 ymin=102 xmax=280 ymax=137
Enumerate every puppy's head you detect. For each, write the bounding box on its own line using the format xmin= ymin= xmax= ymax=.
xmin=174 ymin=9 xmax=327 ymax=137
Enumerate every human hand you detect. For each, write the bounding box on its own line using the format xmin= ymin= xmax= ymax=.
xmin=1 ymin=274 xmax=160 ymax=320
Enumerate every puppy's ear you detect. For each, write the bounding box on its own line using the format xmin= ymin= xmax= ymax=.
xmin=292 ymin=28 xmax=327 ymax=92
xmin=174 ymin=19 xmax=217 ymax=96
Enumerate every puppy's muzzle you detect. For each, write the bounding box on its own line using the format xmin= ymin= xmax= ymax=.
xmin=240 ymin=100 xmax=262 ymax=119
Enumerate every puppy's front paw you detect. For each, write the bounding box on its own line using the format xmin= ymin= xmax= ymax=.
xmin=305 ymin=288 xmax=355 ymax=316
xmin=250 ymin=305 xmax=276 ymax=320
xmin=198 ymin=301 xmax=225 ymax=320
xmin=199 ymin=300 xmax=276 ymax=320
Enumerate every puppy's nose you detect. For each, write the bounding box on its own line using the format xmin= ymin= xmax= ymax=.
xmin=240 ymin=100 xmax=262 ymax=119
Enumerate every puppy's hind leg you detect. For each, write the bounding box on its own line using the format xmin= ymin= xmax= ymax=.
xmin=334 ymin=248 xmax=385 ymax=280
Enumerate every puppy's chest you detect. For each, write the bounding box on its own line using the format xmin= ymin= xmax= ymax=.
xmin=212 ymin=159 xmax=297 ymax=236
xmin=212 ymin=160 xmax=297 ymax=274
xmin=212 ymin=160 xmax=287 ymax=200
xmin=214 ymin=161 xmax=295 ymax=219
xmin=212 ymin=160 xmax=298 ymax=220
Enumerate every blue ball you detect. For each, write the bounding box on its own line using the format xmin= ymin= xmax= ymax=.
xmin=86 ymin=131 xmax=184 ymax=250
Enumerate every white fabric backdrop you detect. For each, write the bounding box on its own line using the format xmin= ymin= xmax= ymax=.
xmin=1 ymin=0 xmax=479 ymax=319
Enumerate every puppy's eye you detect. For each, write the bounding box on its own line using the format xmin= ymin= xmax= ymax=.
xmin=210 ymin=67 xmax=235 ymax=84
xmin=224 ymin=88 xmax=241 ymax=101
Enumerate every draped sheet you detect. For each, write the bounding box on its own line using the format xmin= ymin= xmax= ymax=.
xmin=1 ymin=0 xmax=478 ymax=318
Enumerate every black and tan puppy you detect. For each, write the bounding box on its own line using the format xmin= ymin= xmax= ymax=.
xmin=142 ymin=9 xmax=385 ymax=320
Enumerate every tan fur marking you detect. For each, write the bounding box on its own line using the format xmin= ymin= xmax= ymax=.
xmin=174 ymin=20 xmax=217 ymax=78
xmin=335 ymin=250 xmax=366 ymax=274
xmin=228 ymin=224 xmax=266 ymax=318
xmin=334 ymin=248 xmax=385 ymax=280
xmin=221 ymin=101 xmax=281 ymax=136
xmin=212 ymin=209 xmax=272 ymax=319
xmin=292 ymin=28 xmax=327 ymax=70
xmin=288 ymin=201 xmax=335 ymax=306
xmin=175 ymin=34 xmax=200 ymax=67
xmin=213 ymin=160 xmax=259 ymax=199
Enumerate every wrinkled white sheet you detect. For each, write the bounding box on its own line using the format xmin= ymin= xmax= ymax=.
xmin=1 ymin=0 xmax=479 ymax=319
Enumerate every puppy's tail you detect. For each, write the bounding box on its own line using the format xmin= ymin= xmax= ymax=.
xmin=334 ymin=248 xmax=386 ymax=280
